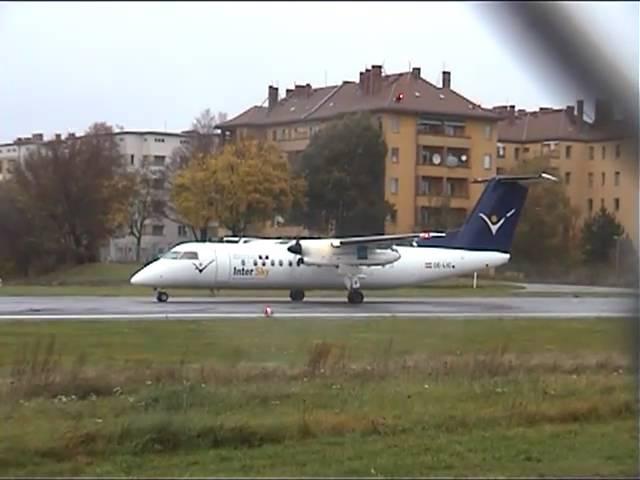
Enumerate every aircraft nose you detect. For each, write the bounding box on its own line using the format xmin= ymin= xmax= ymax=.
xmin=130 ymin=266 xmax=158 ymax=286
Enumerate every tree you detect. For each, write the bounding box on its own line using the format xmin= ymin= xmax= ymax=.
xmin=164 ymin=109 xmax=224 ymax=236
xmin=123 ymin=159 xmax=166 ymax=262
xmin=169 ymin=155 xmax=218 ymax=241
xmin=580 ymin=206 xmax=625 ymax=265
xmin=506 ymin=156 xmax=578 ymax=268
xmin=211 ymin=139 xmax=305 ymax=236
xmin=11 ymin=122 xmax=130 ymax=265
xmin=297 ymin=113 xmax=394 ymax=236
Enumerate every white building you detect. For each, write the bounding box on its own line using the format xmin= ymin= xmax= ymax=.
xmin=0 ymin=129 xmax=221 ymax=264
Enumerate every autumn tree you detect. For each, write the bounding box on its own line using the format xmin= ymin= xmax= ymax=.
xmin=296 ymin=113 xmax=394 ymax=236
xmin=506 ymin=156 xmax=578 ymax=269
xmin=170 ymin=155 xmax=218 ymax=241
xmin=580 ymin=206 xmax=625 ymax=265
xmin=211 ymin=139 xmax=305 ymax=235
xmin=164 ymin=109 xmax=224 ymax=234
xmin=11 ymin=123 xmax=130 ymax=264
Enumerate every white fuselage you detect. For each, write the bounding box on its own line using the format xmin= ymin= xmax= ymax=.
xmin=130 ymin=241 xmax=510 ymax=290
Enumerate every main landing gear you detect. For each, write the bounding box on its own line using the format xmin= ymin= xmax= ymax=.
xmin=289 ymin=289 xmax=305 ymax=302
xmin=347 ymin=289 xmax=364 ymax=305
xmin=156 ymin=290 xmax=169 ymax=303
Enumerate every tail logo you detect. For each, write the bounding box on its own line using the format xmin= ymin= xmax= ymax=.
xmin=479 ymin=208 xmax=516 ymax=236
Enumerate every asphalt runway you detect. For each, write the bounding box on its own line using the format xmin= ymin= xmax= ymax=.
xmin=0 ymin=295 xmax=636 ymax=320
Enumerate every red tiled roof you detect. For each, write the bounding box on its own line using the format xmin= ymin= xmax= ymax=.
xmin=497 ymin=108 xmax=630 ymax=143
xmin=219 ymin=68 xmax=499 ymax=128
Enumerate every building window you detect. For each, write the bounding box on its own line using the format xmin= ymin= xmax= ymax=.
xmin=565 ymin=145 xmax=572 ymax=159
xmin=600 ymin=198 xmax=604 ymax=209
xmin=390 ymin=116 xmax=400 ymax=133
xmin=523 ymin=147 xmax=530 ymax=154
xmin=601 ymin=145 xmax=606 ymax=160
xmin=484 ymin=124 xmax=492 ymax=140
xmin=496 ymin=167 xmax=505 ymax=175
xmin=587 ymin=198 xmax=593 ymax=213
xmin=514 ymin=147 xmax=520 ymax=160
xmin=497 ymin=143 xmax=505 ymax=158
xmin=152 ymin=178 xmax=165 ymax=190
xmin=272 ymin=130 xmax=276 ymax=141
xmin=130 ymin=154 xmax=135 ymax=165
xmin=614 ymin=198 xmax=620 ymax=211
xmin=588 ymin=172 xmax=593 ymax=188
xmin=601 ymin=172 xmax=605 ymax=186
xmin=154 ymin=137 xmax=165 ymax=143
xmin=389 ymin=177 xmax=399 ymax=194
xmin=615 ymin=144 xmax=621 ymax=158
xmin=178 ymin=225 xmax=188 ymax=237
xmin=387 ymin=210 xmax=397 ymax=224
xmin=589 ymin=146 xmax=594 ymax=160
xmin=564 ymin=172 xmax=571 ymax=185
xmin=483 ymin=154 xmax=492 ymax=170
xmin=153 ymin=155 xmax=166 ymax=166
xmin=390 ymin=147 xmax=399 ymax=163
xmin=0 ymin=162 xmax=3 ymax=174
xmin=615 ymin=171 xmax=620 ymax=186
xmin=152 ymin=225 xmax=164 ymax=236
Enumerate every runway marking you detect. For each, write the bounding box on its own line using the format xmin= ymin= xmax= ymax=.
xmin=0 ymin=312 xmax=633 ymax=321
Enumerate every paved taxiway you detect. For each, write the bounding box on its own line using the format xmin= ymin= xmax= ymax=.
xmin=0 ymin=295 xmax=636 ymax=320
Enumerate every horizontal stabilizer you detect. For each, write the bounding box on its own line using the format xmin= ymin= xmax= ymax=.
xmin=472 ymin=172 xmax=558 ymax=184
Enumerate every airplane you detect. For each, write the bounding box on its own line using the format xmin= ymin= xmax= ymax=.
xmin=130 ymin=172 xmax=557 ymax=304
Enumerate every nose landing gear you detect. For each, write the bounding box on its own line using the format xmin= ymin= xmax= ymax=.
xmin=156 ymin=290 xmax=169 ymax=303
xmin=289 ymin=289 xmax=305 ymax=302
xmin=347 ymin=289 xmax=364 ymax=304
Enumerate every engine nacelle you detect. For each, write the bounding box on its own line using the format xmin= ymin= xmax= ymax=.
xmin=287 ymin=239 xmax=401 ymax=267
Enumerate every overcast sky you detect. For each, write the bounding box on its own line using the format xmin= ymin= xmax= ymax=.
xmin=1 ymin=1 xmax=637 ymax=141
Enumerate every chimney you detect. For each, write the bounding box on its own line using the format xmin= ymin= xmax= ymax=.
xmin=32 ymin=133 xmax=44 ymax=142
xmin=286 ymin=88 xmax=293 ymax=97
xmin=594 ymin=98 xmax=611 ymax=125
xmin=411 ymin=67 xmax=421 ymax=79
xmin=359 ymin=71 xmax=365 ymax=91
xmin=67 ymin=132 xmax=76 ymax=139
xmin=304 ymin=83 xmax=312 ymax=97
xmin=268 ymin=85 xmax=278 ymax=110
xmin=566 ymin=105 xmax=575 ymax=118
xmin=370 ymin=65 xmax=382 ymax=94
xmin=441 ymin=71 xmax=451 ymax=89
xmin=576 ymin=99 xmax=584 ymax=122
xmin=364 ymin=68 xmax=371 ymax=95
xmin=54 ymin=133 xmax=62 ymax=141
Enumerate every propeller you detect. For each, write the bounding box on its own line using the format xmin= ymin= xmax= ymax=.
xmin=287 ymin=237 xmax=303 ymax=255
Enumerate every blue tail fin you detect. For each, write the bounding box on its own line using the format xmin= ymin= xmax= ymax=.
xmin=417 ymin=173 xmax=557 ymax=253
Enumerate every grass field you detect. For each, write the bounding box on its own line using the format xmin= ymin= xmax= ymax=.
xmin=0 ymin=262 xmax=633 ymax=297
xmin=0 ymin=316 xmax=636 ymax=476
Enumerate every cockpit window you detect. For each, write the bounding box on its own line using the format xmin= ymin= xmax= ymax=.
xmin=163 ymin=251 xmax=199 ymax=260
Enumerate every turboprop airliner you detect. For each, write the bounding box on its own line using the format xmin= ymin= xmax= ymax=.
xmin=130 ymin=173 xmax=557 ymax=304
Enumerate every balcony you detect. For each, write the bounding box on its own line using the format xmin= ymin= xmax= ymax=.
xmin=417 ymin=146 xmax=471 ymax=169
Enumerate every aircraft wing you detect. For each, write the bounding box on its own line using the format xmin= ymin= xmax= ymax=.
xmin=329 ymin=232 xmax=444 ymax=248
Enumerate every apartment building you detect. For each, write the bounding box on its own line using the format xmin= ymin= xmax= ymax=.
xmin=218 ymin=65 xmax=501 ymax=235
xmin=495 ymin=100 xmax=638 ymax=248
xmin=0 ymin=130 xmax=221 ymax=262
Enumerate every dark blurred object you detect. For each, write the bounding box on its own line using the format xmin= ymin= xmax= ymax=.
xmin=478 ymin=2 xmax=638 ymax=137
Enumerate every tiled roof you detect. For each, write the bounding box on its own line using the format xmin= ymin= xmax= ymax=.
xmin=219 ymin=68 xmax=500 ymax=128
xmin=497 ymin=106 xmax=631 ymax=143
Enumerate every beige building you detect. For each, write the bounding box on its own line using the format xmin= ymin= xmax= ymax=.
xmin=494 ymin=100 xmax=638 ymax=248
xmin=218 ymin=65 xmax=502 ymax=235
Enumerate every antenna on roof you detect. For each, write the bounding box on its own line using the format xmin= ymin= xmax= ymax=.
xmin=324 ymin=70 xmax=327 ymax=87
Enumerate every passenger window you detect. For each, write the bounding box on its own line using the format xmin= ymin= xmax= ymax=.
xmin=271 ymin=259 xmax=275 ymax=267
xmin=278 ymin=259 xmax=284 ymax=267
xmin=288 ymin=260 xmax=293 ymax=267
xmin=163 ymin=251 xmax=181 ymax=259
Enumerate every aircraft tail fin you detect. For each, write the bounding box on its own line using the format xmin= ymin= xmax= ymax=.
xmin=417 ymin=172 xmax=557 ymax=253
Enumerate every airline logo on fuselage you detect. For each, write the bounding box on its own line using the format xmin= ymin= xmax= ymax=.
xmin=478 ymin=208 xmax=516 ymax=236
xmin=232 ymin=266 xmax=269 ymax=278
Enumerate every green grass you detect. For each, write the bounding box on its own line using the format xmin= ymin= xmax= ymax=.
xmin=1 ymin=262 xmax=634 ymax=297
xmin=0 ymin=317 xmax=636 ymax=476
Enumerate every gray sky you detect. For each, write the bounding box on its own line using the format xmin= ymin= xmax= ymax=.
xmin=1 ymin=1 xmax=637 ymax=141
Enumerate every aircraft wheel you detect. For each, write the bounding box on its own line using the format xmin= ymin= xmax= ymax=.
xmin=289 ymin=289 xmax=305 ymax=302
xmin=347 ymin=290 xmax=364 ymax=305
xmin=156 ymin=291 xmax=169 ymax=303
